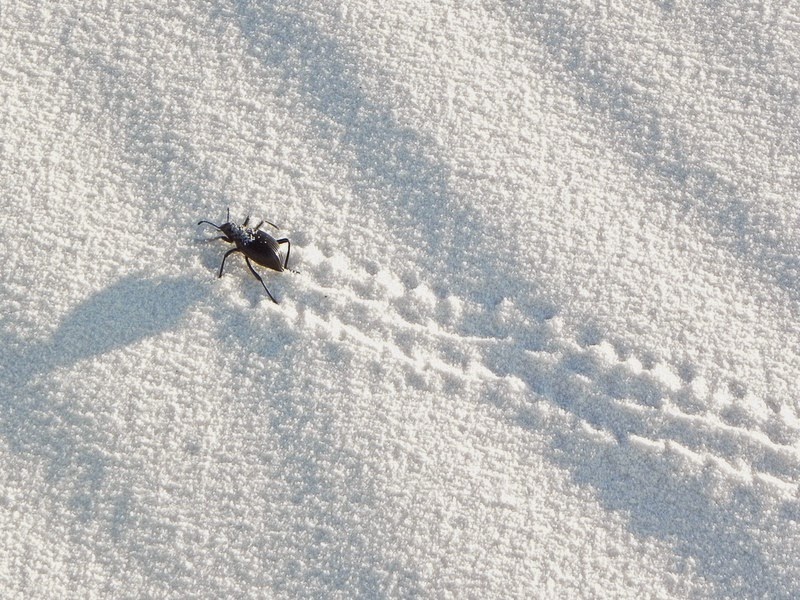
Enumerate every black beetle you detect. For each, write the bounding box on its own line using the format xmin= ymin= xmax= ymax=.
xmin=198 ymin=208 xmax=292 ymax=304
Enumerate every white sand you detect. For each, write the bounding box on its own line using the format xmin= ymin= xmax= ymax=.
xmin=2 ymin=1 xmax=799 ymax=598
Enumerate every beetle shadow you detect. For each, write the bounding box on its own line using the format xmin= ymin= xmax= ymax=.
xmin=225 ymin=2 xmax=800 ymax=597
xmin=44 ymin=275 xmax=203 ymax=370
xmin=0 ymin=274 xmax=203 ymax=518
xmin=48 ymin=47 xmax=311 ymax=595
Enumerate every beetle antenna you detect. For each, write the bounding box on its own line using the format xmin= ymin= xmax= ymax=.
xmin=197 ymin=220 xmax=222 ymax=230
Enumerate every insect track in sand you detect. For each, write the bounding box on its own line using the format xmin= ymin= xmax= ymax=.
xmin=292 ymin=249 xmax=800 ymax=494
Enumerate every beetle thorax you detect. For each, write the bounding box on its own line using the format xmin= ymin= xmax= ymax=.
xmin=223 ymin=223 xmax=256 ymax=245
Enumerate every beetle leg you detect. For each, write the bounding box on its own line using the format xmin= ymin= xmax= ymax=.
xmin=276 ymin=238 xmax=291 ymax=270
xmin=256 ymin=219 xmax=280 ymax=231
xmin=245 ymin=257 xmax=278 ymax=304
xmin=247 ymin=217 xmax=280 ymax=232
xmin=218 ymin=248 xmax=240 ymax=278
